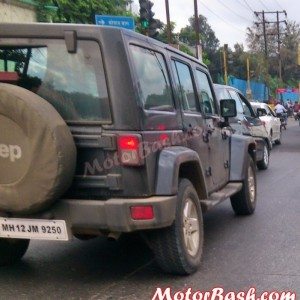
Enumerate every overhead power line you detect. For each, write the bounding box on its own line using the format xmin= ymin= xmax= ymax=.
xmin=254 ymin=10 xmax=287 ymax=81
xmin=215 ymin=0 xmax=253 ymax=22
xmin=242 ymin=0 xmax=254 ymax=13
xmin=257 ymin=0 xmax=269 ymax=11
xmin=274 ymin=0 xmax=284 ymax=11
xmin=199 ymin=0 xmax=246 ymax=34
xmin=235 ymin=0 xmax=253 ymax=13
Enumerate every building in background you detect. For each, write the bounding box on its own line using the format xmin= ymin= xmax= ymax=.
xmin=0 ymin=0 xmax=37 ymax=23
xmin=276 ymin=88 xmax=299 ymax=103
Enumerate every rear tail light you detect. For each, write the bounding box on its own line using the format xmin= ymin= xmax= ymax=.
xmin=130 ymin=206 xmax=154 ymax=220
xmin=117 ymin=135 xmax=144 ymax=166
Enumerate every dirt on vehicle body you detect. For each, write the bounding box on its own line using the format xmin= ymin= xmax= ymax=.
xmin=0 ymin=23 xmax=257 ymax=275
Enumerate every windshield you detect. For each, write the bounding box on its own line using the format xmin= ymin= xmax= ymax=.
xmin=0 ymin=39 xmax=111 ymax=123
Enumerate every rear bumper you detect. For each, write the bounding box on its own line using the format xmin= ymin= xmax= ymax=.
xmin=35 ymin=196 xmax=177 ymax=233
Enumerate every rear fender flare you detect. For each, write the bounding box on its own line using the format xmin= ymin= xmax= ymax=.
xmin=155 ymin=146 xmax=208 ymax=199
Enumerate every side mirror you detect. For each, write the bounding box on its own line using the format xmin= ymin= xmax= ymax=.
xmin=220 ymin=99 xmax=237 ymax=118
xmin=257 ymin=108 xmax=267 ymax=117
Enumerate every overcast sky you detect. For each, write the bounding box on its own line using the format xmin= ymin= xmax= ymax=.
xmin=132 ymin=0 xmax=299 ymax=48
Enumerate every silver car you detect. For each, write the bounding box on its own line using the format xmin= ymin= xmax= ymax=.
xmin=214 ymin=84 xmax=271 ymax=170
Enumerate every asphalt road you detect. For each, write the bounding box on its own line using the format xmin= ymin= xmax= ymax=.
xmin=0 ymin=120 xmax=299 ymax=300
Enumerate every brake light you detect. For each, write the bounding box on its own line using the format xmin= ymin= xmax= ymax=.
xmin=130 ymin=206 xmax=154 ymax=220
xmin=118 ymin=136 xmax=139 ymax=150
xmin=159 ymin=133 xmax=169 ymax=143
xmin=118 ymin=135 xmax=143 ymax=166
xmin=261 ymin=120 xmax=266 ymax=127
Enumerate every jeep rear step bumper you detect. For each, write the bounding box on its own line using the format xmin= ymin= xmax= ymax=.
xmin=35 ymin=196 xmax=177 ymax=233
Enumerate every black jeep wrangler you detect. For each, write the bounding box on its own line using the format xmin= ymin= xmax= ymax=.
xmin=0 ymin=23 xmax=257 ymax=275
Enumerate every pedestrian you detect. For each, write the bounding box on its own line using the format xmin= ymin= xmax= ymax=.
xmin=286 ymin=100 xmax=293 ymax=117
xmin=293 ymin=101 xmax=300 ymax=120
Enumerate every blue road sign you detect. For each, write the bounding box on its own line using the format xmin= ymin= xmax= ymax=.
xmin=95 ymin=15 xmax=135 ymax=31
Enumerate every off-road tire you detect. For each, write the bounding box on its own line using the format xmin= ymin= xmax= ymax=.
xmin=231 ymin=156 xmax=257 ymax=215
xmin=275 ymin=129 xmax=282 ymax=145
xmin=257 ymin=142 xmax=269 ymax=170
xmin=147 ymin=178 xmax=203 ymax=275
xmin=0 ymin=238 xmax=29 ymax=266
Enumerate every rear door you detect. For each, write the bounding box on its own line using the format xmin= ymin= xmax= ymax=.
xmin=194 ymin=70 xmax=230 ymax=188
xmin=170 ymin=58 xmax=214 ymax=192
xmin=0 ymin=39 xmax=124 ymax=197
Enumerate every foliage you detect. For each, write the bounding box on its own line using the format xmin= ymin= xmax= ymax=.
xmin=179 ymin=15 xmax=219 ymax=54
xmin=36 ymin=0 xmax=133 ymax=23
xmin=246 ymin=20 xmax=300 ymax=89
xmin=178 ymin=15 xmax=220 ymax=81
xmin=157 ymin=21 xmax=178 ymax=44
xmin=178 ymin=43 xmax=194 ymax=57
xmin=35 ymin=1 xmax=300 ymax=95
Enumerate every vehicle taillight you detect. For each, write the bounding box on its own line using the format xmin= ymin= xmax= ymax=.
xmin=118 ymin=135 xmax=143 ymax=166
xmin=261 ymin=120 xmax=266 ymax=127
xmin=130 ymin=206 xmax=154 ymax=220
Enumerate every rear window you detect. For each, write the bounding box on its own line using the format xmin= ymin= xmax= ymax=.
xmin=0 ymin=39 xmax=111 ymax=123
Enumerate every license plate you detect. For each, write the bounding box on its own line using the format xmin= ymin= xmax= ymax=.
xmin=0 ymin=218 xmax=69 ymax=241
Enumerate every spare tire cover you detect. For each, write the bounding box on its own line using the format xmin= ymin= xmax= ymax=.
xmin=0 ymin=83 xmax=77 ymax=214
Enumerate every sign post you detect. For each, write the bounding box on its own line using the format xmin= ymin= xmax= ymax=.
xmin=95 ymin=15 xmax=135 ymax=31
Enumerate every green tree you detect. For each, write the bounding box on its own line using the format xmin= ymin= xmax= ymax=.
xmin=36 ymin=0 xmax=132 ymax=23
xmin=179 ymin=15 xmax=220 ymax=81
xmin=246 ymin=19 xmax=300 ymax=88
xmin=157 ymin=21 xmax=178 ymax=44
xmin=280 ymin=21 xmax=300 ymax=85
xmin=179 ymin=15 xmax=219 ymax=54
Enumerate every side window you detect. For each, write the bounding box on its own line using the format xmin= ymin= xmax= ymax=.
xmin=130 ymin=45 xmax=174 ymax=111
xmin=195 ymin=70 xmax=216 ymax=115
xmin=228 ymin=90 xmax=244 ymax=115
xmin=172 ymin=60 xmax=198 ymax=112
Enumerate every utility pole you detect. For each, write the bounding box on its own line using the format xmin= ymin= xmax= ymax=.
xmin=254 ymin=10 xmax=287 ymax=100
xmin=246 ymin=57 xmax=252 ymax=99
xmin=262 ymin=11 xmax=268 ymax=58
xmin=276 ymin=11 xmax=282 ymax=81
xmin=165 ymin=0 xmax=172 ymax=45
xmin=194 ymin=0 xmax=201 ymax=60
xmin=223 ymin=44 xmax=228 ymax=85
xmin=255 ymin=10 xmax=287 ymax=80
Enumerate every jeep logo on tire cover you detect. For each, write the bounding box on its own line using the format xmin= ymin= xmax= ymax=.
xmin=0 ymin=144 xmax=22 ymax=162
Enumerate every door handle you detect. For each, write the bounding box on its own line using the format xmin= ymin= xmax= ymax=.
xmin=203 ymin=126 xmax=214 ymax=143
xmin=184 ymin=124 xmax=201 ymax=137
